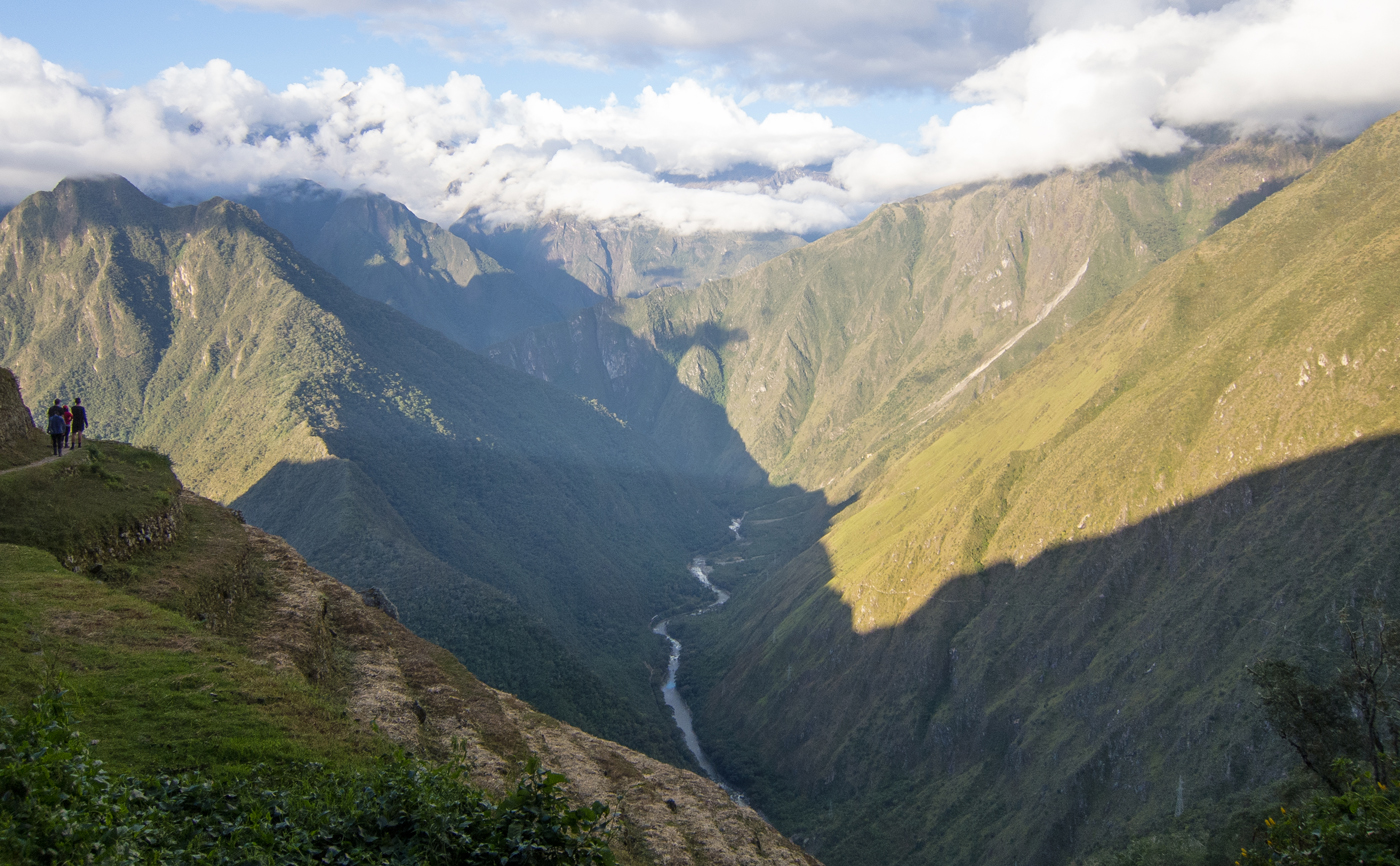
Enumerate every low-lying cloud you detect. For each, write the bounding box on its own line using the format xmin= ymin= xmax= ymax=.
xmin=1 ymin=0 xmax=1398 ymax=235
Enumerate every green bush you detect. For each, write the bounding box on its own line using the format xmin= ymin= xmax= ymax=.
xmin=1242 ymin=761 xmax=1400 ymax=865
xmin=0 ymin=688 xmax=615 ymax=865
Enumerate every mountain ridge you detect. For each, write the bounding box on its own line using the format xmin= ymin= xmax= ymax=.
xmin=488 ymin=133 xmax=1335 ymax=496
xmin=0 ymin=176 xmax=729 ymax=762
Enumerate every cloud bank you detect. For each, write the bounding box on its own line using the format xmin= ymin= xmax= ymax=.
xmin=2 ymin=0 xmax=1398 ymax=234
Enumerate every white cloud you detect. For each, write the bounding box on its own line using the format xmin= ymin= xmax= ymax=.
xmin=833 ymin=0 xmax=1400 ymax=201
xmin=0 ymin=36 xmax=871 ymax=234
xmin=2 ymin=0 xmax=1399 ymax=235
xmin=217 ymin=0 xmax=1035 ymax=92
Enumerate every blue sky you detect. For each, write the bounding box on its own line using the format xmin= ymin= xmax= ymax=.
xmin=2 ymin=0 xmax=1398 ymax=232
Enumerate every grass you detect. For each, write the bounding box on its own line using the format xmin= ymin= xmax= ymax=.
xmin=0 ymin=440 xmax=391 ymax=775
xmin=0 ymin=427 xmax=49 ymax=471
xmin=0 ymin=543 xmax=388 ymax=776
xmin=0 ymin=439 xmax=181 ymax=568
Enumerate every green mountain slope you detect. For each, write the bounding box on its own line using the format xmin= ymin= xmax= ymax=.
xmin=0 ymin=177 xmax=728 ymax=762
xmin=679 ymin=113 xmax=1400 ymax=864
xmin=0 ymin=396 xmax=819 ymax=866
xmin=489 ymin=134 xmax=1333 ymax=493
xmin=238 ymin=182 xmax=598 ymax=349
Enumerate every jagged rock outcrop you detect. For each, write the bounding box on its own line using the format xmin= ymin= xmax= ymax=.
xmin=0 ymin=368 xmax=33 ymax=448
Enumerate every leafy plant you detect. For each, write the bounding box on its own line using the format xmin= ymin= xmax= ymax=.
xmin=1242 ymin=764 xmax=1400 ymax=865
xmin=0 ymin=687 xmax=616 ymax=865
xmin=1242 ymin=607 xmax=1400 ymax=863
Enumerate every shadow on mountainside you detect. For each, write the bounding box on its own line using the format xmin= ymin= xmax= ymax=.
xmin=488 ymin=304 xmax=768 ymax=490
xmin=684 ymin=434 xmax=1400 ymax=866
xmin=233 ymin=454 xmax=695 ymax=761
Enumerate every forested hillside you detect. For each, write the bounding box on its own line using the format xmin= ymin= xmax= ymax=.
xmin=0 ymin=178 xmax=729 ymax=762
xmin=674 ymin=112 xmax=1400 ymax=864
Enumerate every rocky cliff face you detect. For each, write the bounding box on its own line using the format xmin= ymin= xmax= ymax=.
xmin=242 ymin=522 xmax=819 ymax=866
xmin=0 ymin=368 xmax=33 ymax=449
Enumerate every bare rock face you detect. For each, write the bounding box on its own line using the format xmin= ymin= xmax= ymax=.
xmin=240 ymin=522 xmax=820 ymax=866
xmin=359 ymin=586 xmax=399 ymax=620
xmin=0 ymin=368 xmax=34 ymax=448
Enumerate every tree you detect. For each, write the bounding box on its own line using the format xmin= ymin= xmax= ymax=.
xmin=1244 ymin=605 xmax=1400 ymax=864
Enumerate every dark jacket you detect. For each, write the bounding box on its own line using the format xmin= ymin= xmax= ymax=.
xmin=47 ymin=413 xmax=65 ymax=436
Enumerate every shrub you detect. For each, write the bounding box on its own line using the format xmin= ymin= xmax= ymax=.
xmin=0 ymin=688 xmax=615 ymax=865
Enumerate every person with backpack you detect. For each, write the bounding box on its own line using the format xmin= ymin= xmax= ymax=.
xmin=46 ymin=401 xmax=65 ymax=455
xmin=70 ymin=398 xmax=88 ymax=448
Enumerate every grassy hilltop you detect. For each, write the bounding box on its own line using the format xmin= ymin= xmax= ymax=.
xmin=670 ymin=112 xmax=1400 ymax=863
xmin=0 ymin=178 xmax=731 ymax=763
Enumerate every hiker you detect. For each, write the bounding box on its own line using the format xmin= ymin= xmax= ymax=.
xmin=61 ymin=403 xmax=72 ymax=449
xmin=70 ymin=398 xmax=87 ymax=448
xmin=46 ymin=402 xmax=65 ymax=455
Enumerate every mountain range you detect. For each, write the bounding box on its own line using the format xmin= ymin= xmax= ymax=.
xmin=0 ymin=177 xmax=728 ymax=763
xmin=487 ymin=131 xmax=1333 ymax=496
xmin=0 ymin=374 xmax=816 ymax=866
xmin=2 ymin=109 xmax=1396 ymax=866
xmin=668 ymin=113 xmax=1400 ymax=863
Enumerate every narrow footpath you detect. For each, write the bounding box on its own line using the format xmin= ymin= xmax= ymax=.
xmin=0 ymin=450 xmax=71 ymax=476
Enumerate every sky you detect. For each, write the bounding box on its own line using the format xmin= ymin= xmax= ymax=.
xmin=2 ymin=0 xmax=1399 ymax=235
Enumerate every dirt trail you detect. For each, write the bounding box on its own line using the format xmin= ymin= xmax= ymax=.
xmin=0 ymin=450 xmax=74 ymax=477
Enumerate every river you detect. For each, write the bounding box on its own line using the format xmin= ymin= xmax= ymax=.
xmin=652 ymin=518 xmax=744 ymax=798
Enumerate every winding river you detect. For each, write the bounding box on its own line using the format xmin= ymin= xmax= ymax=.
xmin=652 ymin=517 xmax=744 ymax=797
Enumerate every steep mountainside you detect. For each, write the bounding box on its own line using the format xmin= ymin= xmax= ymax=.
xmin=238 ymin=182 xmax=598 ymax=349
xmin=0 ymin=367 xmax=32 ymax=452
xmin=0 ymin=409 xmax=818 ymax=866
xmin=677 ymin=113 xmax=1400 ymax=864
xmin=490 ymin=134 xmax=1333 ymax=493
xmin=0 ymin=177 xmax=729 ymax=763
xmin=454 ymin=212 xmax=807 ymax=301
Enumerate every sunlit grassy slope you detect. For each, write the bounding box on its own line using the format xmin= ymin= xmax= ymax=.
xmin=0 ymin=178 xmax=729 ymax=764
xmin=679 ymin=113 xmax=1400 ymax=866
xmin=489 ymin=134 xmax=1334 ymax=492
